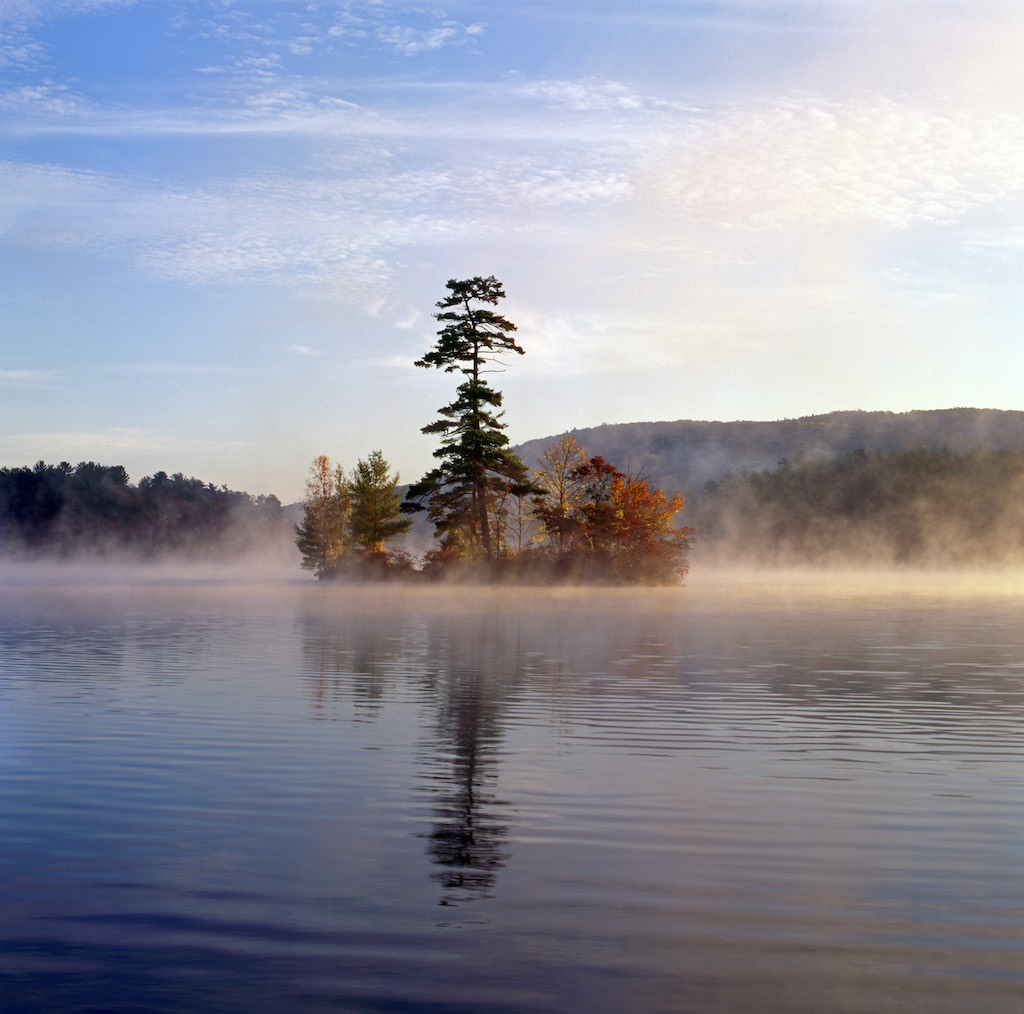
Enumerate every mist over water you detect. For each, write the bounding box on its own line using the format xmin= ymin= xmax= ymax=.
xmin=1 ymin=567 xmax=1023 ymax=1012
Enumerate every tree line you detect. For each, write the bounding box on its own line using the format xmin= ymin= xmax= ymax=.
xmin=296 ymin=276 xmax=693 ymax=584
xmin=0 ymin=460 xmax=285 ymax=559
xmin=692 ymin=447 xmax=1024 ymax=565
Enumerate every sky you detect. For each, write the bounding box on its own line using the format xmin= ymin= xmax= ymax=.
xmin=3 ymin=0 xmax=1024 ymax=502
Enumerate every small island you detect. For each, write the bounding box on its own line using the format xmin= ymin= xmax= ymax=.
xmin=294 ymin=276 xmax=694 ymax=585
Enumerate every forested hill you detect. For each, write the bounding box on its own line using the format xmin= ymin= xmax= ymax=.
xmin=513 ymin=409 xmax=1024 ymax=496
xmin=0 ymin=462 xmax=289 ymax=560
xmin=689 ymin=447 xmax=1024 ymax=566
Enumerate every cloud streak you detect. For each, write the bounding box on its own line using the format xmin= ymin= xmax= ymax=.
xmin=0 ymin=368 xmax=53 ymax=387
xmin=5 ymin=80 xmax=1023 ymax=294
xmin=0 ymin=426 xmax=245 ymax=460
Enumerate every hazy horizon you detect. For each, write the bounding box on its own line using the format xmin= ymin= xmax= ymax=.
xmin=4 ymin=403 xmax=1023 ymax=505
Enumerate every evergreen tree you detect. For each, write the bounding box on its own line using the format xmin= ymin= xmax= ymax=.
xmin=404 ymin=276 xmax=538 ymax=563
xmin=347 ymin=449 xmax=412 ymax=555
xmin=294 ymin=455 xmax=350 ymax=578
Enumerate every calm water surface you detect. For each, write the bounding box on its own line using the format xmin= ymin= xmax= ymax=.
xmin=1 ymin=568 xmax=1023 ymax=1012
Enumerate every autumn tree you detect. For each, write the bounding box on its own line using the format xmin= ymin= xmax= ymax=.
xmin=529 ymin=443 xmax=693 ymax=583
xmin=605 ymin=474 xmax=693 ymax=583
xmin=294 ymin=455 xmax=350 ymax=579
xmin=347 ymin=449 xmax=412 ymax=557
xmin=404 ymin=276 xmax=538 ymax=563
xmin=532 ymin=434 xmax=588 ymax=554
xmin=568 ymin=456 xmax=624 ymax=556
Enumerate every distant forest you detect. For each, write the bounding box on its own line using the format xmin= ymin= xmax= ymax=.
xmin=0 ymin=461 xmax=286 ymax=559
xmin=514 ymin=409 xmax=1024 ymax=498
xmin=689 ymin=448 xmax=1024 ymax=566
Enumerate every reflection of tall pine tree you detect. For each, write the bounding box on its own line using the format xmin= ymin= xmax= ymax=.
xmin=296 ymin=601 xmax=519 ymax=905
xmin=423 ymin=670 xmax=511 ymax=905
xmin=418 ymin=612 xmax=523 ymax=906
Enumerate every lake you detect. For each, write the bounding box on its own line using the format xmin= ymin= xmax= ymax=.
xmin=1 ymin=566 xmax=1023 ymax=1012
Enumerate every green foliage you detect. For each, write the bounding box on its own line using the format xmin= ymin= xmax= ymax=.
xmin=295 ymin=451 xmax=416 ymax=579
xmin=404 ymin=276 xmax=538 ymax=562
xmin=415 ymin=275 xmax=524 ymax=373
xmin=347 ymin=450 xmax=412 ymax=555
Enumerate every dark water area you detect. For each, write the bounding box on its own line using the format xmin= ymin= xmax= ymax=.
xmin=1 ymin=567 xmax=1023 ymax=1012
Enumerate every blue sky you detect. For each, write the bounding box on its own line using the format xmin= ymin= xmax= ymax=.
xmin=3 ymin=1 xmax=1024 ymax=501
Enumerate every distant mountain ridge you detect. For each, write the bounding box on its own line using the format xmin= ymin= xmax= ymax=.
xmin=513 ymin=409 xmax=1024 ymax=496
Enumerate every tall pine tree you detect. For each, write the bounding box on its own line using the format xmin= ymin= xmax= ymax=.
xmin=403 ymin=276 xmax=537 ymax=563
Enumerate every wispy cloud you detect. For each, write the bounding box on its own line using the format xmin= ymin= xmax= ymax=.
xmin=7 ymin=77 xmax=1024 ymax=293
xmin=178 ymin=2 xmax=486 ymax=67
xmin=0 ymin=29 xmax=43 ymax=71
xmin=513 ymin=78 xmax=651 ymax=113
xmin=1 ymin=427 xmax=248 ymax=459
xmin=0 ymin=82 xmax=91 ymax=116
xmin=640 ymin=97 xmax=1024 ymax=230
xmin=0 ymin=0 xmax=139 ymax=70
xmin=376 ymin=21 xmax=485 ymax=56
xmin=0 ymin=368 xmax=53 ymax=386
xmin=0 ymin=137 xmax=632 ymax=286
xmin=288 ymin=343 xmax=323 ymax=357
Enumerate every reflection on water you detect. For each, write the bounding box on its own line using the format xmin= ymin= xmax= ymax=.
xmin=416 ymin=614 xmax=520 ymax=907
xmin=302 ymin=605 xmax=515 ymax=905
xmin=420 ymin=658 xmax=510 ymax=906
xmin=1 ymin=572 xmax=1023 ymax=1011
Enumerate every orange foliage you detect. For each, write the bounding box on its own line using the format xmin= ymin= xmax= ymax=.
xmin=608 ymin=476 xmax=692 ymax=582
xmin=545 ymin=455 xmax=693 ymax=583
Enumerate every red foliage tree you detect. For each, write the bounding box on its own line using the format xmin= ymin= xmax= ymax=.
xmin=542 ymin=455 xmax=693 ymax=583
